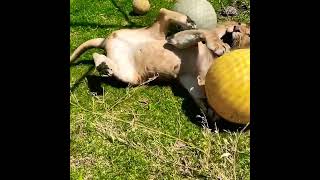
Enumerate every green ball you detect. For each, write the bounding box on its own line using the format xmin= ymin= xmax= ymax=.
xmin=172 ymin=0 xmax=217 ymax=30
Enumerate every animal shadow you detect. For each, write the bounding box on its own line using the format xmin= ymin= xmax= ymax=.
xmin=86 ymin=75 xmax=128 ymax=96
xmin=168 ymin=80 xmax=249 ymax=132
xmin=129 ymin=11 xmax=142 ymax=16
xmin=85 ymin=76 xmax=248 ymax=132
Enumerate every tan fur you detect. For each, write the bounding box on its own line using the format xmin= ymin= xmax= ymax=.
xmin=70 ymin=8 xmax=198 ymax=84
xmin=70 ymin=8 xmax=250 ymax=121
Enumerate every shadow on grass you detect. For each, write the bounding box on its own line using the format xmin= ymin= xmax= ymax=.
xmin=167 ymin=80 xmax=249 ymax=132
xmin=129 ymin=11 xmax=144 ymax=17
xmin=70 ymin=64 xmax=95 ymax=92
xmin=70 ymin=0 xmax=145 ymax=30
xmin=110 ymin=0 xmax=137 ymax=26
xmin=70 ymin=22 xmax=144 ymax=29
xmin=86 ymin=75 xmax=128 ymax=95
xmin=81 ymin=75 xmax=248 ymax=132
xmin=70 ymin=60 xmax=94 ymax=67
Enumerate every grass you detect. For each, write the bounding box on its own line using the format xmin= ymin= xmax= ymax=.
xmin=70 ymin=0 xmax=250 ymax=179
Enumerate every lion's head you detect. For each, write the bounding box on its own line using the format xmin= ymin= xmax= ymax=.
xmin=220 ymin=21 xmax=250 ymax=49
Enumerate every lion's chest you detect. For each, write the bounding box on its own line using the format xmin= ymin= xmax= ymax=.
xmin=107 ymin=30 xmax=156 ymax=61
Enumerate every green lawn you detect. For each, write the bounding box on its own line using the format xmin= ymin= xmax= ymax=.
xmin=70 ymin=0 xmax=250 ymax=179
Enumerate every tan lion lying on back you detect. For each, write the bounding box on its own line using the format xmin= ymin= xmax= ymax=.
xmin=70 ymin=8 xmax=250 ymax=121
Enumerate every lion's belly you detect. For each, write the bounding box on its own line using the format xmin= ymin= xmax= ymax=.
xmin=134 ymin=41 xmax=183 ymax=79
xmin=106 ymin=29 xmax=155 ymax=64
xmin=105 ymin=29 xmax=156 ymax=81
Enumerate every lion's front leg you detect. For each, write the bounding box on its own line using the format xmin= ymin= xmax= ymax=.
xmin=166 ymin=29 xmax=230 ymax=56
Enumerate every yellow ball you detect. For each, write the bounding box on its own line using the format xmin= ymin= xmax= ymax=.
xmin=133 ymin=0 xmax=150 ymax=15
xmin=205 ymin=49 xmax=250 ymax=124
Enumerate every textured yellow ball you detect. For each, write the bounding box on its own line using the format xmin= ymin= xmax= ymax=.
xmin=205 ymin=49 xmax=250 ymax=124
xmin=133 ymin=0 xmax=150 ymax=15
